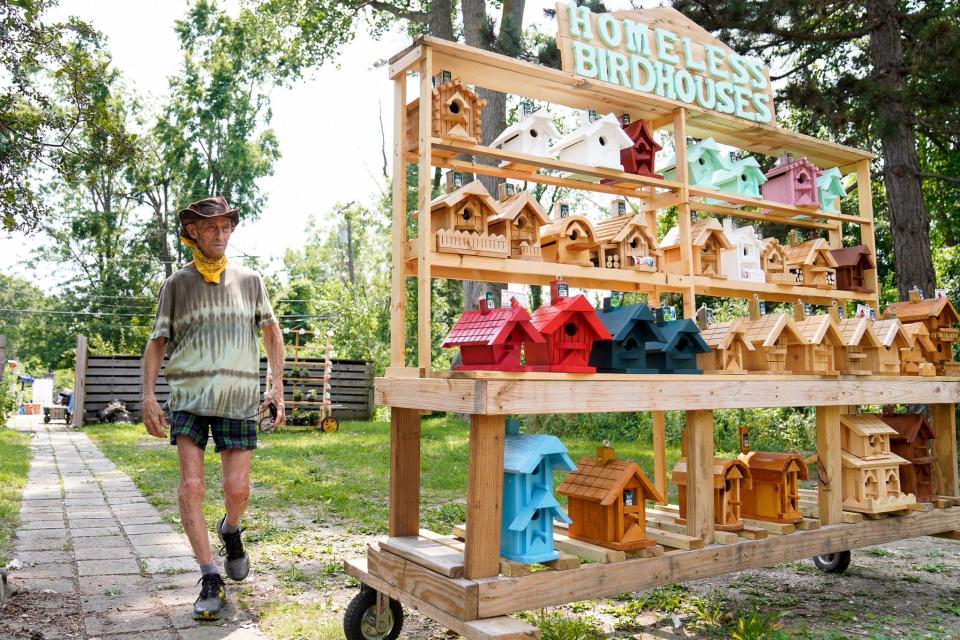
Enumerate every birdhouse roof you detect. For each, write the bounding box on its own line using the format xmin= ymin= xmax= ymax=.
xmin=765 ymin=155 xmax=822 ymax=181
xmin=622 ymin=120 xmax=662 ymax=152
xmin=879 ymin=413 xmax=935 ymax=445
xmin=872 ymin=318 xmax=912 ymax=348
xmin=650 ymin=319 xmax=711 ymax=354
xmin=593 ymin=214 xmax=661 ymax=252
xmin=840 ymin=413 xmax=898 ymax=438
xmin=661 ymin=218 xmax=733 ymax=250
xmin=506 ymin=489 xmax=570 ymax=532
xmin=794 ymin=315 xmax=844 ymax=346
xmin=430 ymin=179 xmax=500 ymax=214
xmin=489 ymin=108 xmax=562 ymax=149
xmin=489 ymin=190 xmax=550 ymax=226
xmin=712 ymin=156 xmax=767 ymax=187
xmin=687 ymin=137 xmax=728 ymax=166
xmin=503 ymin=433 xmax=576 ymax=475
xmin=836 ymin=316 xmax=881 ymax=348
xmin=830 ymin=245 xmax=875 ymax=270
xmin=540 ymin=215 xmax=597 ymax=246
xmin=557 ymin=456 xmax=664 ymax=506
xmin=550 ymin=112 xmax=633 ymax=154
xmin=817 ymin=167 xmax=846 ymax=197
xmin=441 ymin=303 xmax=544 ymax=348
xmin=723 ymin=222 xmax=762 ymax=247
xmin=760 ymin=237 xmax=786 ymax=258
xmin=596 ymin=303 xmax=667 ymax=343
xmin=434 ymin=78 xmax=485 ymax=105
xmin=672 ymin=457 xmax=752 ymax=489
xmin=741 ymin=313 xmax=806 ymax=348
xmin=902 ymin=322 xmax=936 ymax=351
xmin=530 ymin=294 xmax=612 ymax=341
xmin=841 ymin=450 xmax=909 ymax=469
xmin=738 ymin=451 xmax=809 ymax=479
xmin=883 ymin=296 xmax=960 ymax=325
xmin=700 ymin=319 xmax=755 ymax=352
xmin=783 ymin=238 xmax=839 ymax=268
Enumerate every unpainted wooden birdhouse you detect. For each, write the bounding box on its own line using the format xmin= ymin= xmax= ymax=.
xmin=839 ymin=414 xmax=917 ymax=514
xmin=739 ymin=306 xmax=808 ymax=374
xmin=661 ymin=218 xmax=734 ymax=278
xmin=589 ymin=302 xmax=667 ymax=374
xmin=713 ymin=156 xmax=767 ymax=199
xmin=872 ymin=318 xmax=912 ymax=375
xmin=880 ymin=413 xmax=938 ymax=502
xmin=720 ymin=219 xmax=765 ymax=283
xmin=661 ymin=137 xmax=729 ymax=188
xmin=428 ymin=180 xmax=509 ymax=257
xmin=526 ymin=282 xmax=612 ymax=373
xmin=883 ymin=291 xmax=960 ymax=376
xmin=738 ymin=448 xmax=809 ymax=525
xmin=789 ymin=311 xmax=844 ymax=375
xmin=488 ymin=190 xmax=550 ymax=261
xmin=783 ymin=237 xmax=837 ymax=289
xmin=762 ymin=154 xmax=822 ymax=207
xmin=405 ymin=78 xmax=486 ymax=157
xmin=672 ymin=457 xmax=753 ymax=531
xmin=550 ymin=112 xmax=633 ymax=172
xmin=817 ymin=167 xmax=846 ymax=213
xmin=759 ymin=237 xmax=794 ymax=284
xmin=557 ymin=446 xmax=664 ymax=551
xmin=540 ymin=215 xmax=598 ymax=267
xmin=899 ymin=322 xmax=938 ymax=376
xmin=697 ymin=318 xmax=755 ymax=375
xmin=441 ymin=297 xmax=545 ymax=372
xmin=834 ymin=316 xmax=882 ymax=376
xmin=831 ymin=245 xmax=875 ymax=293
xmin=841 ymin=413 xmax=895 ymax=460
xmin=591 ymin=214 xmax=662 ymax=272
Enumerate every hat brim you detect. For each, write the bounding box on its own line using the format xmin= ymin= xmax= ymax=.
xmin=178 ymin=209 xmax=240 ymax=240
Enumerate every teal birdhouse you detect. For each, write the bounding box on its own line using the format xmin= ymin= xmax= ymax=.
xmin=501 ymin=422 xmax=576 ymax=564
xmin=713 ymin=157 xmax=767 ymax=199
xmin=818 ymin=167 xmax=846 ymax=213
xmin=647 ymin=317 xmax=711 ymax=374
xmin=661 ymin=137 xmax=729 ymax=188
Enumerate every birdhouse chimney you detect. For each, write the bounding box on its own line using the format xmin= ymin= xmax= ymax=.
xmin=748 ymin=298 xmax=762 ymax=321
xmin=654 ymin=306 xmax=665 ymax=323
xmin=553 ymin=202 xmax=571 ymax=220
xmin=828 ymin=304 xmax=841 ymax=322
xmin=505 ymin=417 xmax=521 ymax=436
xmin=602 ymin=297 xmax=612 ymax=312
xmin=695 ymin=305 xmax=708 ymax=330
xmin=739 ymin=426 xmax=750 ymax=454
xmin=722 ymin=217 xmax=734 ymax=234
xmin=477 ymin=296 xmax=490 ymax=315
xmin=787 ymin=229 xmax=801 ymax=245
xmin=498 ymin=182 xmax=515 ymax=201
xmin=597 ymin=443 xmax=616 ymax=466
xmin=881 ymin=404 xmax=897 ymax=416
xmin=909 ymin=287 xmax=922 ymax=303
xmin=792 ymin=301 xmax=806 ymax=322
xmin=550 ymin=277 xmax=569 ymax=301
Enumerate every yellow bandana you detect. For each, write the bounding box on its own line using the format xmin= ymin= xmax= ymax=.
xmin=180 ymin=235 xmax=227 ymax=284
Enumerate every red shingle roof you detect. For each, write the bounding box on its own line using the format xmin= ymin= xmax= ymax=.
xmin=442 ymin=304 xmax=542 ymax=347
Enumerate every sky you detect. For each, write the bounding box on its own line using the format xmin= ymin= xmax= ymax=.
xmin=2 ymin=0 xmax=620 ymax=288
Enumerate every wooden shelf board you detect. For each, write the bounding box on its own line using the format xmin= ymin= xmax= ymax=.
xmin=690 ymin=276 xmax=872 ymax=304
xmin=375 ymin=374 xmax=960 ymax=414
xmin=688 ymin=186 xmax=867 ymax=225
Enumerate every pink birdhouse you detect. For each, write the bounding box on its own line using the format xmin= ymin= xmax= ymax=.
xmin=761 ymin=154 xmax=822 ymax=207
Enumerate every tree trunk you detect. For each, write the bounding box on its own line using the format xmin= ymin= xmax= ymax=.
xmin=428 ymin=0 xmax=455 ymax=41
xmin=868 ymin=0 xmax=936 ymax=299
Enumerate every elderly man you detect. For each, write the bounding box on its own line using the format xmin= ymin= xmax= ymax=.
xmin=142 ymin=195 xmax=285 ymax=619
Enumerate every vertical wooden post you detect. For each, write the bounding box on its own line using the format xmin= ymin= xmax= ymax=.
xmin=672 ymin=107 xmax=697 ymax=318
xmin=389 ymin=407 xmax=421 ymax=536
xmin=684 ymin=409 xmax=714 ymax=544
xmin=931 ymin=404 xmax=959 ymax=497
xmin=416 ymin=50 xmax=433 ymax=373
xmin=856 ymin=159 xmax=881 ymax=311
xmin=816 ymin=405 xmax=843 ymax=524
xmin=464 ymin=414 xmax=505 ymax=579
xmin=390 ymin=76 xmax=408 ymax=369
xmin=72 ymin=335 xmax=88 ymax=427
xmin=652 ymin=411 xmax=668 ymax=505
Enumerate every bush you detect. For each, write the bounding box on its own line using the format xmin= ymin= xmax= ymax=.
xmin=0 ymin=371 xmax=17 ymax=424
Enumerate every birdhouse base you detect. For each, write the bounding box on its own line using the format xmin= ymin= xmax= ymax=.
xmin=766 ymin=273 xmax=797 ymax=285
xmin=498 ymin=159 xmax=541 ymax=173
xmin=673 ymin=516 xmax=745 ymax=533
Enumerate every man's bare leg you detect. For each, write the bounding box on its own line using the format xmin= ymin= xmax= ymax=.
xmin=220 ymin=449 xmax=252 ymax=527
xmin=176 ymin=436 xmax=213 ymax=566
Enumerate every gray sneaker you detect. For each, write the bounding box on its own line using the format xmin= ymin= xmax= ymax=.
xmin=217 ymin=515 xmax=250 ymax=581
xmin=193 ymin=574 xmax=226 ymax=620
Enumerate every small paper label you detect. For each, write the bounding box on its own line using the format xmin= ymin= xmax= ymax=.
xmin=610 ymin=291 xmax=623 ymax=308
xmin=621 ymin=112 xmax=631 ymax=125
xmin=441 ymin=70 xmax=452 ymax=84
xmin=485 ymin=291 xmax=495 ymax=308
xmin=557 ymin=282 xmax=569 ymax=297
xmin=559 ymin=203 xmax=570 ymax=218
xmin=936 ymin=288 xmax=948 ymax=299
xmin=522 ymin=100 xmax=536 ymax=116
xmin=587 ymin=108 xmax=599 ymax=122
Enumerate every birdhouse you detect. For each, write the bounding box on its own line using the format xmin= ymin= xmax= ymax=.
xmin=738 ymin=449 xmax=809 ymax=525
xmin=783 ymin=238 xmax=838 ymax=289
xmin=790 ymin=312 xmax=844 ymax=375
xmin=405 ymin=78 xmax=486 ymax=156
xmin=646 ymin=318 xmax=711 ymax=374
xmin=817 ymin=167 xmax=846 ymax=213
xmin=841 ymin=413 xmax=896 ymax=460
xmin=613 ymin=120 xmax=662 ymax=179
xmin=501 ymin=430 xmax=576 ymax=563
xmin=661 ymin=218 xmax=734 ymax=278
xmin=883 ymin=291 xmax=960 ymax=376
xmin=527 ymin=287 xmax=612 ymax=373
xmin=740 ymin=306 xmax=807 ymax=373
xmin=697 ymin=319 xmax=755 ymax=375
xmin=834 ymin=316 xmax=882 ymax=376
xmin=900 ymin=322 xmax=938 ymax=376
xmin=760 ymin=237 xmax=794 ymax=284
xmin=429 ymin=180 xmax=509 ymax=257
xmin=839 ymin=414 xmax=917 ymax=514
xmin=441 ymin=298 xmax=545 ymax=372
xmin=550 ymin=112 xmax=633 ymax=172
xmin=540 ymin=215 xmax=598 ymax=267
xmin=589 ymin=302 xmax=667 ymax=374
xmin=661 ymin=137 xmax=729 ymax=188
xmin=672 ymin=457 xmax=752 ymax=531
xmin=831 ymin=245 xmax=875 ymax=293
xmin=557 ymin=446 xmax=664 ymax=551
xmin=591 ymin=214 xmax=662 ymax=272
xmin=712 ymin=157 xmax=767 ymax=199
xmin=880 ymin=413 xmax=938 ymax=502
xmin=720 ymin=219 xmax=765 ymax=283
xmin=761 ymin=155 xmax=822 ymax=207
xmin=489 ymin=108 xmax=561 ymax=161
xmin=488 ymin=190 xmax=550 ymax=261
xmin=872 ymin=318 xmax=912 ymax=375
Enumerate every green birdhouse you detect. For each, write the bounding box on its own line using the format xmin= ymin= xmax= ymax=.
xmin=661 ymin=137 xmax=729 ymax=188
xmin=818 ymin=167 xmax=846 ymax=213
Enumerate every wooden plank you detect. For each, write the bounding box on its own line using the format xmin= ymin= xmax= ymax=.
xmin=741 ymin=518 xmax=795 ymax=535
xmin=652 ymin=411 xmax=668 ymax=505
xmin=856 ymin=159 xmax=881 ymax=309
xmin=816 ymin=405 xmax=843 ymax=525
xmin=625 ymin=544 xmax=665 ymax=558
xmin=73 ymin=335 xmax=89 ymax=427
xmin=542 ymin=552 xmax=580 ymax=571
xmin=416 ymin=50 xmax=432 ymax=372
xmin=797 ymin=518 xmax=821 ymax=531
xmin=690 ymin=275 xmax=873 ymax=304
xmin=646 ymin=526 xmax=705 ymax=551
xmin=380 ymin=536 xmax=463 ymax=578
xmin=736 ymin=526 xmax=769 ymax=540
xmin=690 ymin=201 xmax=835 ymax=231
xmin=684 ymin=410 xmax=714 ymax=543
xmin=388 ymin=43 xmax=422 ymax=79
xmin=377 ymin=378 xmax=485 ymax=413
xmin=390 ymin=408 xmax=421 ymax=537
xmin=391 ymin=75 xmax=408 ymax=368
xmin=930 ymin=404 xmax=959 ymax=497
xmin=474 ymin=508 xmax=960 ymax=618
xmin=553 ymin=532 xmax=626 ymax=564
xmin=464 ymin=414 xmax=505 ymax=579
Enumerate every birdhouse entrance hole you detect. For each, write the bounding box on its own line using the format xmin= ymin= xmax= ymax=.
xmin=449 ymin=100 xmax=462 ymax=114
xmin=624 ymin=338 xmax=637 ymax=351
xmin=564 ymin=322 xmax=578 ymax=337
xmin=462 ymin=208 xmax=472 ymax=221
xmin=529 ymin=129 xmax=538 ymax=138
xmin=598 ymin=136 xmax=607 ymax=146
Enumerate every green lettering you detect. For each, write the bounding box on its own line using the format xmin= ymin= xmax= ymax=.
xmin=655 ymin=28 xmax=680 ymax=65
xmin=623 ymin=19 xmax=651 ymax=55
xmin=568 ymin=2 xmax=593 ymax=40
xmin=597 ymin=14 xmax=622 ymax=48
xmin=573 ymin=42 xmax=599 ymax=78
xmin=704 ymin=45 xmax=729 ymax=80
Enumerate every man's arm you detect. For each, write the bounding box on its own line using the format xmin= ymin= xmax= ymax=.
xmin=262 ymin=323 xmax=286 ymax=426
xmin=142 ymin=337 xmax=168 ymax=437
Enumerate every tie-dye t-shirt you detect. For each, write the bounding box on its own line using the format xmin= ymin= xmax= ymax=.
xmin=150 ymin=263 xmax=276 ymax=419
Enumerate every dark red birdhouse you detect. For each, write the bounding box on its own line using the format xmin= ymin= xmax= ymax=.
xmin=602 ymin=120 xmax=662 ymax=184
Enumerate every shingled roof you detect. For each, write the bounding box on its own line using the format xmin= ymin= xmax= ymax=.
xmin=783 ymin=238 xmax=838 ymax=268
xmin=740 ymin=313 xmax=806 ymax=348
xmin=836 ymin=316 xmax=881 ymax=348
xmin=661 ymin=218 xmax=734 ymax=250
xmin=557 ymin=456 xmax=663 ymax=505
xmin=883 ymin=296 xmax=960 ymax=325
xmin=831 ymin=245 xmax=875 ymax=269
xmin=441 ymin=303 xmax=543 ymax=348
xmin=873 ymin=318 xmax=912 ymax=349
xmin=698 ymin=319 xmax=755 ymax=352
xmin=593 ymin=214 xmax=661 ymax=253
xmin=879 ymin=413 xmax=935 ymax=446
xmin=529 ymin=294 xmax=611 ymax=340
xmin=595 ymin=303 xmax=666 ymax=344
xmin=489 ymin=190 xmax=550 ymax=226
xmin=794 ymin=314 xmax=844 ymax=346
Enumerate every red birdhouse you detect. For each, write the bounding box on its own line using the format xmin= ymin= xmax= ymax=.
xmin=441 ymin=298 xmax=544 ymax=372
xmin=527 ymin=281 xmax=612 ymax=373
xmin=603 ymin=120 xmax=662 ymax=182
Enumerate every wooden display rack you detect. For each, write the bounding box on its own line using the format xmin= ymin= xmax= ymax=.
xmin=343 ymin=31 xmax=960 ymax=640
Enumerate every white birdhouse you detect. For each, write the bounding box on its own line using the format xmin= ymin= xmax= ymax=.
xmin=490 ymin=108 xmax=560 ymax=159
xmin=720 ymin=218 xmax=766 ymax=283
xmin=550 ymin=112 xmax=633 ymax=172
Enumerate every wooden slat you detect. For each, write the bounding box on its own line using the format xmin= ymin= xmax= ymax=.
xmin=684 ymin=410 xmax=714 ymax=544
xmin=380 ymin=536 xmax=463 ymax=578
xmin=931 ymin=404 xmax=959 ymax=498
xmin=464 ymin=414 xmax=505 ymax=579
xmin=416 ymin=50 xmax=432 ymax=372
xmin=816 ymin=406 xmax=843 ymax=525
xmin=390 ymin=408 xmax=421 ymax=537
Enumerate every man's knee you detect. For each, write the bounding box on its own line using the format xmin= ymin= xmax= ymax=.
xmin=223 ymin=476 xmax=249 ymax=504
xmin=179 ymin=476 xmax=205 ymax=504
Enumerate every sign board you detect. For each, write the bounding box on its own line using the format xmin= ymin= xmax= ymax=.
xmin=556 ymin=2 xmax=775 ymax=124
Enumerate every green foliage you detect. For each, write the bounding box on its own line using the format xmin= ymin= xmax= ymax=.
xmin=0 ymin=426 xmax=32 ymax=565
xmin=519 ymin=611 xmax=605 ymax=640
xmin=0 ymin=371 xmax=18 ymax=425
xmin=728 ymin=609 xmax=788 ymax=640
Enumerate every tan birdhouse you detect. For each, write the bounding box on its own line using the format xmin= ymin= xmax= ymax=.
xmin=405 ymin=78 xmax=486 ymax=158
xmin=881 ymin=413 xmax=938 ymax=502
xmin=556 ymin=446 xmax=664 ymax=551
xmin=697 ymin=318 xmax=755 ymax=375
xmin=672 ymin=457 xmax=752 ymax=532
xmin=428 ymin=180 xmax=509 ymax=257
xmin=661 ymin=218 xmax=734 ymax=278
xmin=783 ymin=237 xmax=838 ymax=289
xmin=841 ymin=413 xmax=895 ymax=460
xmin=883 ymin=291 xmax=960 ymax=376
xmin=540 ymin=215 xmax=598 ymax=267
xmin=759 ymin=237 xmax=794 ymax=285
xmin=739 ymin=303 xmax=807 ymax=373
xmin=834 ymin=316 xmax=882 ymax=376
xmin=872 ymin=318 xmax=912 ymax=375
xmin=487 ymin=190 xmax=550 ymax=261
xmin=591 ymin=214 xmax=662 ymax=271
xmin=738 ymin=429 xmax=808 ymax=525
xmin=789 ymin=311 xmax=844 ymax=375
xmin=840 ymin=414 xmax=916 ymax=514
xmin=900 ymin=322 xmax=938 ymax=376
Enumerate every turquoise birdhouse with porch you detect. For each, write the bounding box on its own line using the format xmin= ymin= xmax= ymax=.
xmin=713 ymin=156 xmax=767 ymax=199
xmin=501 ymin=420 xmax=576 ymax=564
xmin=661 ymin=137 xmax=729 ymax=188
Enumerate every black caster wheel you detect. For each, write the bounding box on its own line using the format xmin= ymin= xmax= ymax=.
xmin=813 ymin=550 xmax=851 ymax=573
xmin=343 ymin=587 xmax=403 ymax=640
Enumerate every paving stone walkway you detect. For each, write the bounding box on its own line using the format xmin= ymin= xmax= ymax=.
xmin=6 ymin=415 xmax=270 ymax=640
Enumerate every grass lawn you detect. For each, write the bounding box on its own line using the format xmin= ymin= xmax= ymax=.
xmin=0 ymin=427 xmax=33 ymax=565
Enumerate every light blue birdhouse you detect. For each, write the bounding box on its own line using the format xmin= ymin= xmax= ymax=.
xmin=713 ymin=156 xmax=767 ymax=199
xmin=661 ymin=137 xmax=729 ymax=188
xmin=501 ymin=421 xmax=576 ymax=564
xmin=817 ymin=167 xmax=846 ymax=213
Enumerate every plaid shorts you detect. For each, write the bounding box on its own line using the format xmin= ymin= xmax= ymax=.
xmin=169 ymin=412 xmax=257 ymax=453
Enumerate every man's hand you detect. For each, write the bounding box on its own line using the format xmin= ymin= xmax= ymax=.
xmin=263 ymin=386 xmax=286 ymax=427
xmin=142 ymin=395 xmax=168 ymax=438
